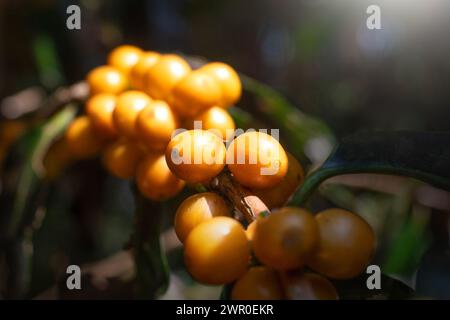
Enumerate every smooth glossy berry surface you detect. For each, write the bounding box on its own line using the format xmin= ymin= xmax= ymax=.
xmin=282 ymin=272 xmax=338 ymax=300
xmin=252 ymin=207 xmax=318 ymax=270
xmin=307 ymin=208 xmax=376 ymax=279
xmin=193 ymin=106 xmax=236 ymax=141
xmin=85 ymin=93 xmax=117 ymax=137
xmin=102 ymin=139 xmax=146 ymax=179
xmin=227 ymin=131 xmax=288 ymax=189
xmin=136 ymin=100 xmax=178 ymax=151
xmin=107 ymin=45 xmax=142 ymax=75
xmin=174 ymin=192 xmax=231 ymax=243
xmin=252 ymin=153 xmax=304 ymax=208
xmin=171 ymin=71 xmax=221 ymax=118
xmin=184 ymin=216 xmax=250 ymax=285
xmin=130 ymin=51 xmax=161 ymax=89
xmin=145 ymin=54 xmax=191 ymax=100
xmin=87 ymin=65 xmax=128 ymax=95
xmin=136 ymin=152 xmax=185 ymax=201
xmin=65 ymin=116 xmax=107 ymax=159
xmin=231 ymin=266 xmax=283 ymax=300
xmin=165 ymin=129 xmax=226 ymax=183
xmin=199 ymin=62 xmax=242 ymax=107
xmin=113 ymin=90 xmax=152 ymax=139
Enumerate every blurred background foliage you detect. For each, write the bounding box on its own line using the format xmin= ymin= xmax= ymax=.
xmin=0 ymin=0 xmax=449 ymax=299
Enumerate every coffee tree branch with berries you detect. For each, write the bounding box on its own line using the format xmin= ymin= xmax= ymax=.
xmin=1 ymin=45 xmax=449 ymax=300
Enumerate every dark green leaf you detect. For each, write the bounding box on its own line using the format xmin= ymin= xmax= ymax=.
xmin=291 ymin=131 xmax=450 ymax=206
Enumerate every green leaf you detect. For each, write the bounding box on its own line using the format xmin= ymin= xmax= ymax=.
xmin=133 ymin=193 xmax=170 ymax=299
xmin=290 ymin=131 xmax=450 ymax=206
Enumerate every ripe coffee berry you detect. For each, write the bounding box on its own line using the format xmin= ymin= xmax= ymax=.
xmin=231 ymin=266 xmax=283 ymax=300
xmin=113 ymin=90 xmax=152 ymax=139
xmin=252 ymin=207 xmax=318 ymax=270
xmin=193 ymin=106 xmax=236 ymax=141
xmin=184 ymin=216 xmax=250 ymax=285
xmin=130 ymin=51 xmax=161 ymax=90
xmin=87 ymin=65 xmax=128 ymax=95
xmin=199 ymin=62 xmax=242 ymax=107
xmin=136 ymin=100 xmax=179 ymax=151
xmin=282 ymin=272 xmax=338 ymax=300
xmin=174 ymin=192 xmax=231 ymax=243
xmin=165 ymin=129 xmax=226 ymax=183
xmin=85 ymin=93 xmax=117 ymax=138
xmin=170 ymin=71 xmax=221 ymax=118
xmin=107 ymin=45 xmax=142 ymax=75
xmin=145 ymin=54 xmax=191 ymax=100
xmin=307 ymin=208 xmax=376 ymax=279
xmin=102 ymin=139 xmax=146 ymax=179
xmin=136 ymin=153 xmax=185 ymax=201
xmin=227 ymin=131 xmax=288 ymax=189
xmin=65 ymin=116 xmax=108 ymax=159
xmin=252 ymin=152 xmax=304 ymax=208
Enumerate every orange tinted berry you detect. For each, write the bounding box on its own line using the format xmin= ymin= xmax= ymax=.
xmin=227 ymin=131 xmax=288 ymax=189
xmin=252 ymin=207 xmax=318 ymax=270
xmin=165 ymin=129 xmax=226 ymax=183
xmin=87 ymin=65 xmax=128 ymax=95
xmin=170 ymin=71 xmax=221 ymax=118
xmin=43 ymin=138 xmax=73 ymax=181
xmin=136 ymin=100 xmax=178 ymax=151
xmin=130 ymin=51 xmax=161 ymax=89
xmin=113 ymin=90 xmax=152 ymax=139
xmin=102 ymin=139 xmax=146 ymax=179
xmin=231 ymin=266 xmax=283 ymax=300
xmin=136 ymin=153 xmax=185 ymax=201
xmin=184 ymin=217 xmax=250 ymax=285
xmin=85 ymin=93 xmax=117 ymax=137
xmin=199 ymin=62 xmax=242 ymax=107
xmin=245 ymin=220 xmax=257 ymax=241
xmin=107 ymin=45 xmax=142 ymax=75
xmin=307 ymin=209 xmax=376 ymax=279
xmin=252 ymin=153 xmax=304 ymax=208
xmin=145 ymin=54 xmax=191 ymax=99
xmin=192 ymin=106 xmax=236 ymax=141
xmin=174 ymin=192 xmax=231 ymax=243
xmin=282 ymin=272 xmax=338 ymax=300
xmin=65 ymin=116 xmax=107 ymax=159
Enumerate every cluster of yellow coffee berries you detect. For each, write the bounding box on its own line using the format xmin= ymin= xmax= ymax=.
xmin=47 ymin=44 xmax=376 ymax=300
xmin=53 ymin=45 xmax=240 ymax=201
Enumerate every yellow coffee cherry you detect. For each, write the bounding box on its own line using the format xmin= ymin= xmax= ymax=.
xmin=184 ymin=216 xmax=250 ymax=285
xmin=252 ymin=153 xmax=304 ymax=208
xmin=87 ymin=65 xmax=128 ymax=95
xmin=130 ymin=51 xmax=161 ymax=89
xmin=145 ymin=54 xmax=191 ymax=100
xmin=231 ymin=266 xmax=283 ymax=300
xmin=65 ymin=116 xmax=108 ymax=159
xmin=107 ymin=45 xmax=142 ymax=75
xmin=43 ymin=138 xmax=73 ymax=181
xmin=170 ymin=71 xmax=221 ymax=118
xmin=191 ymin=106 xmax=236 ymax=141
xmin=227 ymin=131 xmax=288 ymax=189
xmin=113 ymin=90 xmax=152 ymax=139
xmin=135 ymin=100 xmax=178 ymax=151
xmin=165 ymin=129 xmax=226 ymax=183
xmin=136 ymin=152 xmax=186 ymax=201
xmin=85 ymin=93 xmax=117 ymax=138
xmin=199 ymin=62 xmax=242 ymax=107
xmin=102 ymin=138 xmax=146 ymax=179
xmin=174 ymin=192 xmax=231 ymax=243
